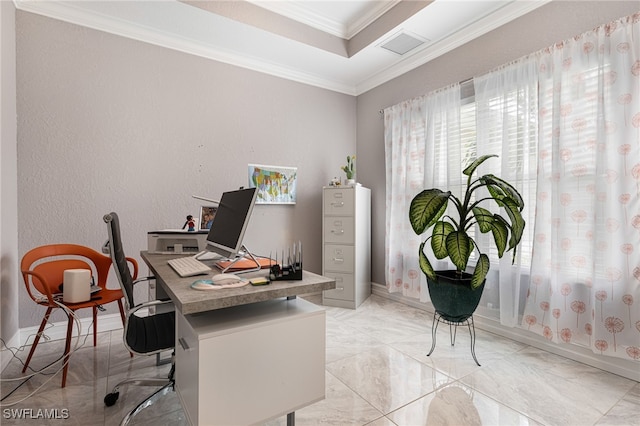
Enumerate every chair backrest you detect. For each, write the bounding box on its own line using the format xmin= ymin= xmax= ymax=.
xmin=104 ymin=211 xmax=175 ymax=356
xmin=21 ymin=244 xmax=113 ymax=303
xmin=103 ymin=212 xmax=136 ymax=310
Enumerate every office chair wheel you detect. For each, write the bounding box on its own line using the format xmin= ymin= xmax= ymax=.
xmin=104 ymin=392 xmax=119 ymax=407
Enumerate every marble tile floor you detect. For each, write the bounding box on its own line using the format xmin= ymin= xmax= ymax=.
xmin=1 ymin=294 xmax=639 ymax=426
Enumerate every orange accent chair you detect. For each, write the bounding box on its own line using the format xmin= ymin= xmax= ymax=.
xmin=20 ymin=244 xmax=138 ymax=387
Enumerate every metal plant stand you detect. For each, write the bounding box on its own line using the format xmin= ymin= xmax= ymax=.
xmin=427 ymin=312 xmax=481 ymax=366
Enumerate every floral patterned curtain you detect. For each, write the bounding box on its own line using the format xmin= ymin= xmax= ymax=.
xmin=383 ymin=85 xmax=461 ymax=302
xmin=522 ymin=13 xmax=640 ymax=361
xmin=384 ymin=12 xmax=639 ymax=360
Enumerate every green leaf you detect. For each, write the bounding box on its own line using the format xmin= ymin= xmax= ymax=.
xmin=409 ymin=189 xmax=450 ymax=235
xmin=445 ymin=230 xmax=472 ymax=271
xmin=418 ymin=242 xmax=436 ymax=281
xmin=483 ymin=174 xmax=525 ymax=211
xmin=490 ymin=215 xmax=509 ymax=258
xmin=472 ymin=207 xmax=493 ymax=233
xmin=471 ymin=254 xmax=490 ymax=289
xmin=431 ymin=221 xmax=455 ymax=259
xmin=509 ymin=211 xmax=525 ymax=251
xmin=496 ymin=197 xmax=526 ymax=251
xmin=463 ymin=155 xmax=498 ymax=177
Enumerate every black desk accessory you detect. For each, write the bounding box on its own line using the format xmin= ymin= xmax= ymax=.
xmin=269 ymin=242 xmax=303 ymax=281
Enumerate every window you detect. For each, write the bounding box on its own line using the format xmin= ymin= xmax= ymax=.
xmin=433 ymin=80 xmax=537 ymax=269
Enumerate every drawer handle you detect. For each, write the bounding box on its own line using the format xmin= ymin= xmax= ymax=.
xmin=178 ymin=337 xmax=189 ymax=351
xmin=332 ymin=258 xmax=344 ymax=263
xmin=331 ymin=202 xmax=344 ymax=207
xmin=331 ymin=229 xmax=344 ymax=234
xmin=335 ymin=287 xmax=344 ymax=291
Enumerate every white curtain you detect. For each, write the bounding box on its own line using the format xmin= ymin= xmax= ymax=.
xmin=473 ymin=57 xmax=539 ymax=326
xmin=383 ymin=61 xmax=540 ymax=325
xmin=522 ymin=14 xmax=640 ymax=360
xmin=384 ymin=13 xmax=640 ymax=360
xmin=384 ymin=85 xmax=461 ymax=302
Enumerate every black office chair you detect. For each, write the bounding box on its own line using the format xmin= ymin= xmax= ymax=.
xmin=102 ymin=212 xmax=176 ymax=425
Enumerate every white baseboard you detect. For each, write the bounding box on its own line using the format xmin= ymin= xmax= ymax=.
xmin=371 ymin=282 xmax=640 ymax=382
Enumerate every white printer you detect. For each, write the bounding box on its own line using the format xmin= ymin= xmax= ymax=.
xmin=147 ymin=229 xmax=208 ymax=254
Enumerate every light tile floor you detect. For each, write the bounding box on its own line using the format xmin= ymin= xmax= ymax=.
xmin=2 ymin=294 xmax=639 ymax=425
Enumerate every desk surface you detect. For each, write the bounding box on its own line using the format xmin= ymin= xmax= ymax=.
xmin=141 ymin=251 xmax=336 ymax=315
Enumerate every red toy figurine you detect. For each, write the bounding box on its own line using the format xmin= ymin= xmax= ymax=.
xmin=183 ymin=215 xmax=196 ymax=232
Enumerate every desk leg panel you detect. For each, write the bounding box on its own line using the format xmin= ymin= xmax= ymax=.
xmin=176 ymin=299 xmax=326 ymax=425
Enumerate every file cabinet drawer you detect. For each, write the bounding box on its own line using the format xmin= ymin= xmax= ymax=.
xmin=322 ymin=272 xmax=354 ymax=301
xmin=323 ymin=189 xmax=355 ymax=215
xmin=323 ymin=244 xmax=354 ymax=272
xmin=323 ymin=217 xmax=355 ymax=244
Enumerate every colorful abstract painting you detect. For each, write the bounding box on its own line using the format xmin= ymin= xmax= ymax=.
xmin=248 ymin=164 xmax=297 ymax=204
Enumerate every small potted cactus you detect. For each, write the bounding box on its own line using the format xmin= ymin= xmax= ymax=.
xmin=341 ymin=155 xmax=356 ymax=185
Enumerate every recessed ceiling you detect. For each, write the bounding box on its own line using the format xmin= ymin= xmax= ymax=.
xmin=14 ymin=0 xmax=550 ymax=95
xmin=248 ymin=0 xmax=401 ymax=39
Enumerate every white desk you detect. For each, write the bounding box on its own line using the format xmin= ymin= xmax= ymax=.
xmin=176 ymin=298 xmax=325 ymax=425
xmin=140 ymin=252 xmax=335 ymax=425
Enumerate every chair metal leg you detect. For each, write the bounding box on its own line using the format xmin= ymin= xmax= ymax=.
xmin=22 ymin=307 xmax=53 ymax=373
xmin=109 ymin=377 xmax=172 ymax=396
xmin=118 ymin=381 xmax=175 ymax=426
xmin=105 ymin=353 xmax=176 ymax=424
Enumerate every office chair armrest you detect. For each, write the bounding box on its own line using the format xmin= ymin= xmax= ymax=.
xmin=126 ymin=256 xmax=139 ymax=280
xmin=132 ymin=276 xmax=155 ymax=286
xmin=130 ymin=299 xmax=174 ymax=316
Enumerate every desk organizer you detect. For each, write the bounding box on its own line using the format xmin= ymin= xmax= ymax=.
xmin=269 ymin=242 xmax=303 ymax=281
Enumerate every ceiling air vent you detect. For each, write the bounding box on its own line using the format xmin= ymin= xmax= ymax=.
xmin=380 ymin=31 xmax=427 ymax=55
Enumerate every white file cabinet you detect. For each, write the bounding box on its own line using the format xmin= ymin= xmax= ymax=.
xmin=322 ymin=185 xmax=371 ymax=309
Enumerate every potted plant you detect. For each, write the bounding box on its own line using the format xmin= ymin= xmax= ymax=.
xmin=408 ymin=154 xmax=525 ymax=322
xmin=341 ymin=155 xmax=356 ymax=185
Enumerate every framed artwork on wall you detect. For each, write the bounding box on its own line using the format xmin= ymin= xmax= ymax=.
xmin=199 ymin=206 xmax=217 ymax=230
xmin=248 ymin=164 xmax=297 ymax=204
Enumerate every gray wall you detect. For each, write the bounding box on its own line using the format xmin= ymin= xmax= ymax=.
xmin=10 ymin=2 xmax=640 ymax=329
xmin=16 ymin=11 xmax=356 ymax=328
xmin=1 ymin=0 xmax=19 ymax=366
xmin=356 ymin=1 xmax=640 ymax=286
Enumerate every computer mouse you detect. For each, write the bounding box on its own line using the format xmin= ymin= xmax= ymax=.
xmin=190 ymin=279 xmax=216 ymax=290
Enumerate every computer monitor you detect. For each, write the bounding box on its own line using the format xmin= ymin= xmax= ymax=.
xmin=204 ymin=187 xmax=257 ymax=260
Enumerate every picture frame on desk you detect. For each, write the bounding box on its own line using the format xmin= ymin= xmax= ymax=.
xmin=199 ymin=206 xmax=217 ymax=230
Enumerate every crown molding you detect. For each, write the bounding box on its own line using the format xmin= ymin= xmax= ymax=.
xmin=15 ymin=0 xmax=550 ymax=97
xmin=248 ymin=0 xmax=399 ymax=39
xmin=346 ymin=0 xmax=399 ymax=40
xmin=356 ymin=0 xmax=551 ymax=95
xmin=14 ymin=0 xmax=358 ymax=95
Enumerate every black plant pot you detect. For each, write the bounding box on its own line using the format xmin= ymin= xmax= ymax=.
xmin=426 ymin=270 xmax=486 ymax=323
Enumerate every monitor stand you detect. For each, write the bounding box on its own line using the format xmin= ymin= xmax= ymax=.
xmin=217 ymin=245 xmax=262 ymax=274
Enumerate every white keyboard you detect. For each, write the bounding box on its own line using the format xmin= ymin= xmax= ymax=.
xmin=167 ymin=256 xmax=211 ymax=277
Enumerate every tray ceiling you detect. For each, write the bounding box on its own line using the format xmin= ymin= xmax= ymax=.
xmin=15 ymin=0 xmax=550 ymax=95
